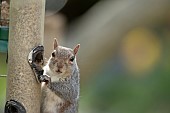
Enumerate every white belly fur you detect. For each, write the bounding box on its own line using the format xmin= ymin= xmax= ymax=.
xmin=42 ymin=84 xmax=63 ymax=113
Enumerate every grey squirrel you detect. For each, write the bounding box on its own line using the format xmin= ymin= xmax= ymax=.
xmin=41 ymin=38 xmax=80 ymax=113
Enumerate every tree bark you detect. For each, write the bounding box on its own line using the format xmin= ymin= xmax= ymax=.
xmin=6 ymin=0 xmax=45 ymax=113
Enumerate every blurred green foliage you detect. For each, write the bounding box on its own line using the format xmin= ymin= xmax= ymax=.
xmin=79 ymin=26 xmax=170 ymax=113
xmin=0 ymin=53 xmax=7 ymax=112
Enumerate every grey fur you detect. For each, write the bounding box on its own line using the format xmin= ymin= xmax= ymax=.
xmin=41 ymin=59 xmax=80 ymax=113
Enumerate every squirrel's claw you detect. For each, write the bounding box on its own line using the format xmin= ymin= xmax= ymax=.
xmin=39 ymin=74 xmax=51 ymax=84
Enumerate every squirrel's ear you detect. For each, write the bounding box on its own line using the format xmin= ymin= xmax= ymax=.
xmin=54 ymin=38 xmax=58 ymax=49
xmin=73 ymin=44 xmax=80 ymax=55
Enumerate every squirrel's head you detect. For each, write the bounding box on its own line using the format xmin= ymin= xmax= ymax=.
xmin=48 ymin=38 xmax=80 ymax=78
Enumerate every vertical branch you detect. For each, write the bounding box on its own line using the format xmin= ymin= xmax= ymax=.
xmin=6 ymin=0 xmax=45 ymax=113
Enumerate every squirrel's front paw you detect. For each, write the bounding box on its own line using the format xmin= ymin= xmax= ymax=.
xmin=39 ymin=74 xmax=51 ymax=84
xmin=59 ymin=77 xmax=69 ymax=82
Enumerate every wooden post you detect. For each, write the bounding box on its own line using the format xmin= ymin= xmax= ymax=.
xmin=6 ymin=0 xmax=45 ymax=113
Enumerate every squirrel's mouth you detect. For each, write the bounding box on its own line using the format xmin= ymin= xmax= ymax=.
xmin=55 ymin=70 xmax=62 ymax=74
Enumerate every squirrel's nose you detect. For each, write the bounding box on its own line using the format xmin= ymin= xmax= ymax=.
xmin=57 ymin=63 xmax=63 ymax=69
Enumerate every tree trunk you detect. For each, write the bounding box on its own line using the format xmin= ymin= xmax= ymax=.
xmin=6 ymin=0 xmax=45 ymax=113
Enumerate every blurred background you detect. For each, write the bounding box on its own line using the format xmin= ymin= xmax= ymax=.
xmin=1 ymin=0 xmax=170 ymax=113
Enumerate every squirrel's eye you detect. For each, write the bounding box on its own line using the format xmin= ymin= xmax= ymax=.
xmin=52 ymin=52 xmax=55 ymax=57
xmin=69 ymin=56 xmax=75 ymax=62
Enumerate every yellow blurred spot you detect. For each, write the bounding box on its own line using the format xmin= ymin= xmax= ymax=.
xmin=121 ymin=28 xmax=161 ymax=74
